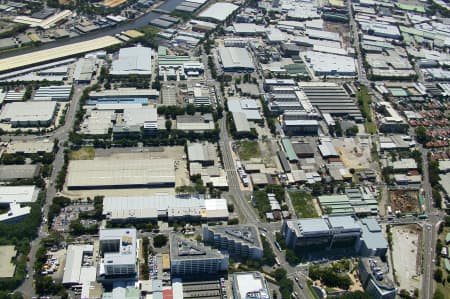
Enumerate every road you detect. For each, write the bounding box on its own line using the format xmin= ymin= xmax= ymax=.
xmin=16 ymin=85 xmax=85 ymax=297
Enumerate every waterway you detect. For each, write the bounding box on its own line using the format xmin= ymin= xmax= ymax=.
xmin=0 ymin=0 xmax=188 ymax=59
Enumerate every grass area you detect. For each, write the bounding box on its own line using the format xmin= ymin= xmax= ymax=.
xmin=236 ymin=140 xmax=260 ymax=161
xmin=289 ymin=191 xmax=318 ymax=218
xmin=357 ymin=86 xmax=377 ymax=134
xmin=69 ymin=147 xmax=95 ymax=160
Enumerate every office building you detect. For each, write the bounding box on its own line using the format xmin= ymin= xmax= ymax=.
xmin=170 ymin=233 xmax=228 ymax=276
xmin=99 ymin=228 xmax=137 ymax=277
xmin=232 ymin=272 xmax=270 ymax=299
xmin=359 ymin=257 xmax=397 ymax=299
xmin=203 ymin=224 xmax=263 ymax=260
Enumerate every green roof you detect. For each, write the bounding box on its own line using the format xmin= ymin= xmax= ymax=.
xmin=395 ymin=3 xmax=426 ymax=13
xmin=158 ymin=46 xmax=168 ymax=56
xmin=282 ymin=138 xmax=297 ymax=161
xmin=389 ymin=88 xmax=409 ymax=97
xmin=285 ymin=63 xmax=309 ymax=76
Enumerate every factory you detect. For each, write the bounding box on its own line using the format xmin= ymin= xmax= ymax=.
xmin=232 ymin=272 xmax=270 ymax=299
xmin=282 ymin=216 xmax=388 ymax=257
xmin=217 ymin=47 xmax=255 ymax=72
xmin=0 ymin=101 xmax=58 ymax=127
xmin=170 ymin=233 xmax=229 ymax=276
xmin=202 ymin=224 xmax=263 ymax=260
xmin=66 ymin=158 xmax=175 ymax=190
xmin=303 ymin=51 xmax=357 ymax=77
xmin=110 ymin=46 xmax=152 ymax=76
xmin=33 ymin=85 xmax=72 ymax=101
xmin=98 ymin=228 xmax=137 ymax=278
xmin=0 ymin=186 xmax=40 ymax=206
xmin=89 ymin=88 xmax=159 ymax=102
xmin=102 ymin=195 xmax=228 ymax=221
xmin=198 ymin=2 xmax=239 ymax=22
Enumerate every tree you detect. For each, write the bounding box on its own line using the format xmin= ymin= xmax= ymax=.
xmin=165 ymin=120 xmax=172 ymax=131
xmin=432 ymin=289 xmax=445 ymax=299
xmin=346 ymin=125 xmax=359 ymax=136
xmin=434 ymin=268 xmax=443 ymax=282
xmin=153 ymin=234 xmax=168 ymax=248
xmin=415 ymin=126 xmax=430 ymax=144
xmin=285 ymin=249 xmax=301 ymax=266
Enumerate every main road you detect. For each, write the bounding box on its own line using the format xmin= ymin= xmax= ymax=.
xmin=16 ymin=84 xmax=85 ymax=297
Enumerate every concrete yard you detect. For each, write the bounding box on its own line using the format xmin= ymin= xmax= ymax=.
xmin=391 ymin=224 xmax=421 ymax=292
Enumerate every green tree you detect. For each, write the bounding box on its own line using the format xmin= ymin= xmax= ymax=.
xmin=415 ymin=126 xmax=430 ymax=144
xmin=434 ymin=268 xmax=443 ymax=282
xmin=432 ymin=289 xmax=445 ymax=299
xmin=165 ymin=119 xmax=172 ymax=131
xmin=153 ymin=234 xmax=168 ymax=247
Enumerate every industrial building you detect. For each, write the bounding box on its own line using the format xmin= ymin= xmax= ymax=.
xmin=176 ymin=114 xmax=215 ymax=131
xmin=282 ymin=119 xmax=320 ymax=136
xmin=66 ymin=158 xmax=175 ymax=190
xmin=33 ymin=85 xmax=72 ymax=101
xmin=99 ymin=228 xmax=137 ymax=278
xmin=300 ymin=82 xmax=364 ymax=122
xmin=0 ymin=186 xmax=39 ymax=206
xmin=228 ymin=98 xmax=262 ymax=121
xmin=376 ymin=101 xmax=408 ymax=133
xmin=73 ymin=58 xmax=97 ymax=83
xmin=0 ymin=164 xmax=40 ymax=181
xmin=13 ymin=10 xmax=72 ymax=29
xmin=217 ymin=47 xmax=255 ymax=72
xmin=359 ymin=257 xmax=397 ymax=299
xmin=187 ymin=142 xmax=215 ymax=166
xmin=110 ymin=46 xmax=152 ymax=76
xmin=102 ymin=195 xmax=228 ymax=221
xmin=62 ymin=244 xmax=96 ymax=293
xmin=89 ymin=88 xmax=159 ymax=101
xmin=282 ymin=216 xmax=388 ymax=257
xmin=0 ymin=101 xmax=57 ymax=127
xmin=81 ymin=110 xmax=114 ymax=135
xmin=6 ymin=140 xmax=54 ymax=154
xmin=0 ymin=36 xmax=121 ymax=73
xmin=198 ymin=2 xmax=239 ymax=22
xmin=232 ymin=112 xmax=251 ymax=133
xmin=170 ymin=233 xmax=229 ymax=276
xmin=303 ymin=51 xmax=357 ymax=77
xmin=0 ymin=202 xmax=31 ymax=223
xmin=189 ymin=86 xmax=211 ymax=106
xmin=119 ymin=106 xmax=158 ymax=131
xmin=203 ymin=224 xmax=263 ymax=260
xmin=232 ymin=272 xmax=270 ymax=299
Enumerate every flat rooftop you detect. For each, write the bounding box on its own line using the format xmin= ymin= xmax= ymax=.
xmin=0 ymin=245 xmax=16 ymax=278
xmin=0 ymin=186 xmax=39 ymax=205
xmin=170 ymin=233 xmax=225 ymax=260
xmin=67 ymin=158 xmax=175 ymax=189
xmin=233 ymin=272 xmax=270 ymax=299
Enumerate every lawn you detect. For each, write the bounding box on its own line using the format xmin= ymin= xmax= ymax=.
xmin=289 ymin=191 xmax=318 ymax=218
xmin=236 ymin=140 xmax=260 ymax=160
xmin=357 ymin=86 xmax=377 ymax=134
xmin=69 ymin=147 xmax=95 ymax=160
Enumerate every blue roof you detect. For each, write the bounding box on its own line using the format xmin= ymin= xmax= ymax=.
xmin=359 ymin=218 xmax=388 ymax=250
xmin=298 ymin=218 xmax=330 ymax=234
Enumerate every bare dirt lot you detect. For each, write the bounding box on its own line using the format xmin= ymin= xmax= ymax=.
xmin=391 ymin=224 xmax=422 ymax=291
xmin=389 ymin=190 xmax=421 ymax=214
xmin=333 ymin=137 xmax=372 ymax=170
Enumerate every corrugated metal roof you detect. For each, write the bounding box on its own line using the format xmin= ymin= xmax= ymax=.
xmin=281 ymin=138 xmax=297 ymax=161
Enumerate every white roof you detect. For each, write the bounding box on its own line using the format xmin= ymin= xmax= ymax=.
xmin=234 ymin=272 xmax=269 ymax=299
xmin=304 ymin=51 xmax=356 ymax=76
xmin=111 ymin=46 xmax=152 ymax=75
xmin=0 ymin=202 xmax=30 ymax=222
xmin=0 ymin=186 xmax=39 ymax=204
xmin=123 ymin=106 xmax=157 ymax=127
xmin=228 ymin=98 xmax=262 ymax=121
xmin=1 ymin=101 xmax=56 ymax=122
xmin=218 ymin=47 xmax=254 ymax=70
xmin=62 ymin=244 xmax=94 ymax=285
xmin=198 ymin=2 xmax=239 ymax=21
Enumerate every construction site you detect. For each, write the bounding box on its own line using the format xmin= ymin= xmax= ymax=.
xmin=388 ymin=189 xmax=422 ymax=215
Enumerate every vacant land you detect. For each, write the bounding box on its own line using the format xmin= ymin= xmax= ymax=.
xmin=69 ymin=147 xmax=95 ymax=160
xmin=236 ymin=140 xmax=260 ymax=161
xmin=391 ymin=225 xmax=421 ymax=291
xmin=289 ymin=191 xmax=318 ymax=218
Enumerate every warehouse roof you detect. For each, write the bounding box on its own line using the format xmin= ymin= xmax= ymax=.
xmin=228 ymin=98 xmax=261 ymax=120
xmin=67 ymin=158 xmax=175 ymax=189
xmin=0 ymin=164 xmax=40 ymax=181
xmin=187 ymin=142 xmax=214 ymax=163
xmin=318 ymin=141 xmax=339 ymax=157
xmin=122 ymin=106 xmax=157 ymax=127
xmin=111 ymin=46 xmax=152 ymax=75
xmin=0 ymin=36 xmax=121 ymax=73
xmin=303 ymin=51 xmax=356 ymax=76
xmin=218 ymin=47 xmax=254 ymax=70
xmin=62 ymin=244 xmax=94 ymax=285
xmin=0 ymin=101 xmax=57 ymax=123
xmin=0 ymin=186 xmax=39 ymax=204
xmin=232 ymin=112 xmax=251 ymax=132
xmin=358 ymin=218 xmax=388 ymax=250
xmin=89 ymin=88 xmax=159 ymax=99
xmin=198 ymin=2 xmax=239 ymax=22
xmin=6 ymin=140 xmax=54 ymax=154
xmin=281 ymin=138 xmax=297 ymax=161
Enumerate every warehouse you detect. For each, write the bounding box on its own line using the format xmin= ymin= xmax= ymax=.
xmin=176 ymin=114 xmax=215 ymax=131
xmin=33 ymin=85 xmax=72 ymax=101
xmin=187 ymin=142 xmax=215 ymax=166
xmin=73 ymin=58 xmax=97 ymax=83
xmin=232 ymin=112 xmax=251 ymax=133
xmin=110 ymin=46 xmax=152 ymax=76
xmin=0 ymin=164 xmax=40 ymax=181
xmin=303 ymin=51 xmax=356 ymax=77
xmin=119 ymin=106 xmax=158 ymax=130
xmin=218 ymin=47 xmax=255 ymax=72
xmin=227 ymin=98 xmax=262 ymax=121
xmin=62 ymin=244 xmax=96 ymax=286
xmin=67 ymin=158 xmax=175 ymax=190
xmin=0 ymin=101 xmax=57 ymax=127
xmin=6 ymin=140 xmax=54 ymax=154
xmin=89 ymin=88 xmax=159 ymax=102
xmin=102 ymin=195 xmax=228 ymax=221
xmin=299 ymin=82 xmax=363 ymax=121
xmin=0 ymin=186 xmax=40 ymax=206
xmin=282 ymin=119 xmax=320 ymax=136
xmin=13 ymin=10 xmax=72 ymax=29
xmin=0 ymin=36 xmax=122 ymax=73
xmin=198 ymin=2 xmax=239 ymax=22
